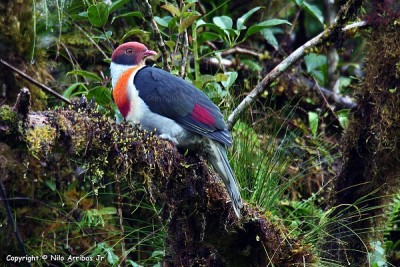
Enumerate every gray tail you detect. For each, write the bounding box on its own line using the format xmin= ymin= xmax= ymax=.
xmin=204 ymin=138 xmax=243 ymax=218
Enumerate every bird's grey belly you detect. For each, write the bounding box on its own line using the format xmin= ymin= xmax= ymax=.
xmin=140 ymin=111 xmax=202 ymax=147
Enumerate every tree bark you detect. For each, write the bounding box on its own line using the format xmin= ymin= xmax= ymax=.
xmin=325 ymin=8 xmax=400 ymax=265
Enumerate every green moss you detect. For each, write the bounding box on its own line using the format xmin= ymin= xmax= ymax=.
xmin=0 ymin=105 xmax=20 ymax=138
xmin=0 ymin=105 xmax=16 ymax=121
xmin=26 ymin=125 xmax=57 ymax=157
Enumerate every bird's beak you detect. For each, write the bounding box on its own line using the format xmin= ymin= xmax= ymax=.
xmin=144 ymin=49 xmax=157 ymax=58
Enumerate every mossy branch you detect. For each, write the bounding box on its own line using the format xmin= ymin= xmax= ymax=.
xmin=325 ymin=23 xmax=400 ymax=265
xmin=0 ymin=92 xmax=313 ymax=266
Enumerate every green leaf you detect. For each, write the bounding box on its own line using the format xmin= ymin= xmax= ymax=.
xmin=336 ymin=109 xmax=349 ymax=129
xmin=178 ymin=15 xmax=200 ymax=33
xmin=310 ymin=70 xmax=324 ymax=83
xmin=45 ymin=180 xmax=56 ymax=191
xmin=91 ymin=243 xmax=104 ymax=257
xmin=295 ymin=0 xmax=323 ymax=25
xmin=204 ymin=82 xmax=226 ymax=99
xmin=303 ymin=2 xmax=323 ymax=25
xmin=241 ymin=60 xmax=262 ymax=71
xmin=67 ymin=70 xmax=102 ymax=82
xmin=304 ymin=53 xmax=326 ymax=73
xmin=97 ymin=207 xmax=117 ymax=215
xmin=221 ymin=71 xmax=238 ymax=90
xmin=103 ymin=30 xmax=112 ymax=39
xmin=87 ymin=3 xmax=109 ymax=27
xmin=154 ymin=16 xmax=172 ymax=27
xmin=63 ymin=82 xmax=86 ymax=99
xmin=109 ymin=0 xmax=130 ymax=13
xmin=245 ymin=19 xmax=291 ymax=38
xmin=68 ymin=0 xmax=86 ymax=17
xmin=167 ymin=16 xmax=179 ymax=29
xmin=213 ymin=16 xmax=233 ymax=30
xmin=78 ymin=11 xmax=88 ymax=18
xmin=339 ymin=76 xmax=352 ymax=92
xmin=261 ymin=28 xmax=279 ymax=50
xmin=198 ymin=22 xmax=225 ymax=36
xmin=182 ymin=2 xmax=196 ymax=13
xmin=111 ymin=11 xmax=143 ymax=24
xmin=115 ymin=109 xmax=124 ymax=124
xmin=120 ymin=29 xmax=150 ymax=43
xmin=215 ymin=73 xmax=228 ymax=82
xmin=150 ymin=250 xmax=165 ymax=259
xmin=87 ymin=86 xmax=112 ymax=106
xmin=224 ymin=28 xmax=239 ymax=38
xmin=161 ymin=3 xmax=181 ymax=17
xmin=236 ymin=7 xmax=261 ymax=30
xmin=193 ymin=80 xmax=202 ymax=89
xmin=200 ymin=74 xmax=216 ymax=87
xmin=308 ymin=111 xmax=319 ymax=136
xmin=196 ymin=19 xmax=206 ymax=28
xmin=164 ymin=40 xmax=175 ymax=50
xmin=125 ymin=260 xmax=143 ymax=267
xmin=198 ymin=32 xmax=221 ymax=44
xmin=91 ymin=31 xmax=113 ymax=40
xmin=105 ymin=247 xmax=119 ymax=264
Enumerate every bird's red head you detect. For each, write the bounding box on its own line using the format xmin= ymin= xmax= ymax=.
xmin=111 ymin=42 xmax=157 ymax=66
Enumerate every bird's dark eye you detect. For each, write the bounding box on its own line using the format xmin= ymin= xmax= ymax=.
xmin=126 ymin=48 xmax=133 ymax=54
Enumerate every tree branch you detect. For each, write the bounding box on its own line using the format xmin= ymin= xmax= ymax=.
xmin=226 ymin=21 xmax=367 ymax=130
xmin=139 ymin=0 xmax=171 ymax=72
xmin=0 ymin=59 xmax=71 ymax=104
xmin=284 ymin=73 xmax=357 ymax=110
xmin=221 ymin=46 xmax=263 ymax=58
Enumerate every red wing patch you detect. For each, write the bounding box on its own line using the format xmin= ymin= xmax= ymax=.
xmin=113 ymin=66 xmax=141 ymax=118
xmin=192 ymin=103 xmax=215 ymax=126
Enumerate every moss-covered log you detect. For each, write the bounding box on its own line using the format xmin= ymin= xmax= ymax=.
xmin=0 ymin=92 xmax=313 ymax=266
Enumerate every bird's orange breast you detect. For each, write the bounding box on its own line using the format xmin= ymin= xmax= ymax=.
xmin=113 ymin=66 xmax=142 ymax=118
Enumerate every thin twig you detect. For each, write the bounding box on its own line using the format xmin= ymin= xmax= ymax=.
xmin=115 ymin=173 xmax=126 ymax=265
xmin=60 ymin=42 xmax=80 ymax=71
xmin=325 ymin=0 xmax=340 ymax=94
xmin=69 ymin=19 xmax=109 ymax=59
xmin=139 ymin=0 xmax=171 ymax=71
xmin=226 ymin=21 xmax=367 ymax=130
xmin=313 ymin=77 xmax=340 ymax=121
xmin=282 ymin=73 xmax=356 ymax=109
xmin=299 ymin=74 xmax=356 ymax=109
xmin=0 ymin=59 xmax=71 ymax=104
xmin=180 ymin=31 xmax=190 ymax=78
xmin=191 ymin=4 xmax=201 ymax=82
xmin=221 ymin=46 xmax=263 ymax=58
